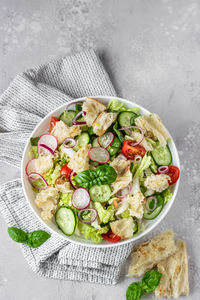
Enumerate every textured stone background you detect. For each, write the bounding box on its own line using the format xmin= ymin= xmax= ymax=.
xmin=0 ymin=0 xmax=200 ymax=299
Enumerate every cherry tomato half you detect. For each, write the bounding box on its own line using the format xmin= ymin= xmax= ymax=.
xmin=167 ymin=166 xmax=180 ymax=185
xmin=122 ymin=140 xmax=146 ymax=160
xmin=102 ymin=230 xmax=121 ymax=243
xmin=49 ymin=116 xmax=59 ymax=132
xmin=60 ymin=164 xmax=72 ymax=180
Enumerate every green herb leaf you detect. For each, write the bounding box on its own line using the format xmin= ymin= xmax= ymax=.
xmin=113 ymin=122 xmax=124 ymax=142
xmin=30 ymin=137 xmax=40 ymax=146
xmin=26 ymin=230 xmax=51 ymax=248
xmin=74 ymin=165 xmax=117 ymax=189
xmin=8 ymin=227 xmax=28 ymax=243
xmin=126 ymin=282 xmax=143 ymax=300
xmin=141 ymin=270 xmax=162 ymax=293
xmin=88 ymin=126 xmax=94 ymax=135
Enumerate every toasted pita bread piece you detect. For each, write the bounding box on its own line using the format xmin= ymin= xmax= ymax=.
xmin=92 ymin=111 xmax=117 ymax=136
xmin=155 ymin=239 xmax=189 ymax=299
xmin=68 ymin=144 xmax=91 ymax=173
xmin=135 ymin=113 xmax=169 ymax=147
xmin=82 ymin=97 xmax=106 ymax=127
xmin=128 ymin=230 xmax=176 ymax=277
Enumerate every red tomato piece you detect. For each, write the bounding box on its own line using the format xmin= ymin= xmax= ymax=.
xmin=60 ymin=164 xmax=72 ymax=180
xmin=49 ymin=116 xmax=59 ymax=132
xmin=167 ymin=166 xmax=180 ymax=185
xmin=102 ymin=230 xmax=121 ymax=243
xmin=122 ymin=140 xmax=146 ymax=160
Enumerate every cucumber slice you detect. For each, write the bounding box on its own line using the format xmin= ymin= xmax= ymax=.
xmin=89 ymin=185 xmax=111 ymax=202
xmin=107 ymin=136 xmax=121 ymax=156
xmin=150 ymin=156 xmax=158 ymax=174
xmin=143 ymin=195 xmax=164 ymax=220
xmin=77 ymin=132 xmax=90 ymax=147
xmin=118 ymin=111 xmax=138 ymax=127
xmin=92 ymin=137 xmax=100 ymax=147
xmin=59 ymin=110 xmax=76 ymax=126
xmin=151 ymin=145 xmax=172 ymax=166
xmin=55 ymin=207 xmax=76 ymax=236
xmin=133 ymin=220 xmax=138 ymax=234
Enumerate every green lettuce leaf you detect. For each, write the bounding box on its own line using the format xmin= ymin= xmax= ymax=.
xmin=78 ymin=222 xmax=109 ymax=243
xmin=161 ymin=188 xmax=173 ymax=204
xmin=108 ymin=99 xmax=140 ymax=115
xmin=135 ymin=154 xmax=151 ymax=178
xmin=94 ymin=202 xmax=115 ymax=223
xmin=44 ymin=164 xmax=61 ymax=185
xmin=59 ymin=192 xmax=73 ymax=207
xmin=29 ymin=146 xmax=38 ymax=158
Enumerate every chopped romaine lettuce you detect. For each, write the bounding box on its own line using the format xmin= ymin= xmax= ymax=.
xmin=78 ymin=222 xmax=109 ymax=243
xmin=44 ymin=164 xmax=61 ymax=185
xmin=135 ymin=154 xmax=151 ymax=178
xmin=59 ymin=192 xmax=73 ymax=207
xmin=94 ymin=202 xmax=115 ymax=224
xmin=108 ymin=99 xmax=140 ymax=115
xmin=121 ymin=209 xmax=131 ymax=218
xmin=29 ymin=146 xmax=38 ymax=158
xmin=161 ymin=188 xmax=173 ymax=204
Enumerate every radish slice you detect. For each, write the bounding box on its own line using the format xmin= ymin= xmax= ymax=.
xmin=28 ymin=172 xmax=48 ymax=190
xmin=38 ymin=144 xmax=54 ymax=156
xmin=37 ymin=134 xmax=58 ymax=155
xmin=72 ymin=188 xmax=90 ymax=209
xmin=89 ymin=147 xmax=110 ymax=164
xmin=98 ymin=132 xmax=114 ymax=149
xmin=78 ymin=208 xmax=97 ymax=223
xmin=25 ymin=158 xmax=37 ymax=176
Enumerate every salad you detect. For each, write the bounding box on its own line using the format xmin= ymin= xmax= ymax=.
xmin=25 ymin=97 xmax=180 ymax=243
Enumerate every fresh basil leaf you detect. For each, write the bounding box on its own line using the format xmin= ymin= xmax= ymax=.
xmin=30 ymin=137 xmax=40 ymax=146
xmin=26 ymin=230 xmax=51 ymax=248
xmin=126 ymin=282 xmax=143 ymax=300
xmin=113 ymin=122 xmax=124 ymax=142
xmin=141 ymin=270 xmax=162 ymax=293
xmin=74 ymin=165 xmax=117 ymax=188
xmin=8 ymin=227 xmax=28 ymax=243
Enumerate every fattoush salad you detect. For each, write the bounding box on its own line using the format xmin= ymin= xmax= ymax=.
xmin=26 ymin=97 xmax=180 ymax=243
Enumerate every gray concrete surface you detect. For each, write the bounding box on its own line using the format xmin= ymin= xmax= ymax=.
xmin=0 ymin=0 xmax=200 ymax=299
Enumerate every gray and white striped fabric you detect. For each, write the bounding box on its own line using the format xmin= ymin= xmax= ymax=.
xmin=0 ymin=50 xmax=133 ymax=285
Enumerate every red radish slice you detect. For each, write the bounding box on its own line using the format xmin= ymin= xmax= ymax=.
xmin=63 ymin=137 xmax=77 ymax=149
xmin=78 ymin=208 xmax=97 ymax=223
xmin=98 ymin=132 xmax=114 ymax=149
xmin=25 ymin=158 xmax=37 ymax=176
xmin=72 ymin=188 xmax=90 ymax=209
xmin=37 ymin=134 xmax=58 ymax=155
xmin=69 ymin=171 xmax=77 ymax=189
xmin=28 ymin=172 xmax=48 ymax=190
xmin=38 ymin=144 xmax=54 ymax=156
xmin=66 ymin=101 xmax=84 ymax=112
xmin=89 ymin=147 xmax=110 ymax=164
xmin=72 ymin=111 xmax=86 ymax=125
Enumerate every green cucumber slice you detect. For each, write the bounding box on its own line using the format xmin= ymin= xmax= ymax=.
xmin=151 ymin=145 xmax=172 ymax=166
xmin=143 ymin=195 xmax=164 ymax=220
xmin=118 ymin=111 xmax=138 ymax=127
xmin=92 ymin=137 xmax=100 ymax=147
xmin=89 ymin=185 xmax=111 ymax=203
xmin=59 ymin=110 xmax=76 ymax=126
xmin=55 ymin=207 xmax=76 ymax=236
xmin=133 ymin=220 xmax=138 ymax=234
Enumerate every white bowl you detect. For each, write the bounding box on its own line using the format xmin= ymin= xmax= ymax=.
xmin=21 ymin=96 xmax=180 ymax=248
